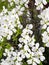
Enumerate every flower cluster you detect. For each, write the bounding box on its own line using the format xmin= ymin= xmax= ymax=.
xmin=0 ymin=24 xmax=45 ymax=65
xmin=0 ymin=0 xmax=29 ymax=41
xmin=38 ymin=6 xmax=49 ymax=47
xmin=2 ymin=0 xmax=29 ymax=16
xmin=13 ymin=0 xmax=29 ymax=16
xmin=35 ymin=0 xmax=47 ymax=10
xmin=0 ymin=47 xmax=23 ymax=65
xmin=0 ymin=6 xmax=23 ymax=41
xmin=0 ymin=0 xmax=49 ymax=65
xmin=18 ymin=24 xmax=45 ymax=65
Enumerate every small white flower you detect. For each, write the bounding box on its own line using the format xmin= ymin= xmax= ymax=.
xmin=25 ymin=52 xmax=30 ymax=58
xmin=17 ymin=57 xmax=22 ymax=61
xmin=33 ymin=58 xmax=40 ymax=64
xmin=33 ymin=62 xmax=37 ymax=65
xmin=7 ymin=35 xmax=11 ymax=40
xmin=40 ymin=56 xmax=45 ymax=61
xmin=5 ymin=49 xmax=9 ymax=53
xmin=15 ymin=61 xmax=21 ymax=65
xmin=27 ymin=59 xmax=32 ymax=64
xmin=24 ymin=44 xmax=29 ymax=51
xmin=19 ymin=38 xmax=24 ymax=43
xmin=42 ymin=24 xmax=47 ymax=29
xmin=39 ymin=47 xmax=45 ymax=52
xmin=47 ymin=27 xmax=49 ymax=33
xmin=10 ymin=47 xmax=14 ymax=51
xmin=46 ymin=42 xmax=49 ymax=47
xmin=35 ymin=0 xmax=47 ymax=10
xmin=35 ymin=43 xmax=39 ymax=49
xmin=26 ymin=24 xmax=33 ymax=29
xmin=3 ymin=53 xmax=6 ymax=56
xmin=18 ymin=44 xmax=22 ymax=48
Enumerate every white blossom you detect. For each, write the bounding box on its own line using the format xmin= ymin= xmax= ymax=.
xmin=38 ymin=7 xmax=49 ymax=47
xmin=35 ymin=0 xmax=47 ymax=10
xmin=0 ymin=6 xmax=23 ymax=41
xmin=0 ymin=24 xmax=45 ymax=65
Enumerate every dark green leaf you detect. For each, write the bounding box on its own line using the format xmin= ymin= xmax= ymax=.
xmin=22 ymin=62 xmax=28 ymax=65
xmin=46 ymin=0 xmax=49 ymax=2
xmin=39 ymin=62 xmax=43 ymax=65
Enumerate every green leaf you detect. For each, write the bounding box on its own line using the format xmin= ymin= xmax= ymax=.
xmin=5 ymin=43 xmax=11 ymax=49
xmin=41 ymin=29 xmax=46 ymax=33
xmin=0 ymin=50 xmax=3 ymax=59
xmin=39 ymin=62 xmax=43 ymax=65
xmin=22 ymin=62 xmax=28 ymax=65
xmin=12 ymin=28 xmax=22 ymax=42
xmin=46 ymin=0 xmax=49 ymax=2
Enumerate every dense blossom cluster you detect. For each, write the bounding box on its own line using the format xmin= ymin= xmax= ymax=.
xmin=0 ymin=47 xmax=23 ymax=65
xmin=18 ymin=24 xmax=45 ymax=65
xmin=38 ymin=6 xmax=49 ymax=47
xmin=35 ymin=0 xmax=49 ymax=47
xmin=0 ymin=6 xmax=23 ymax=41
xmin=0 ymin=0 xmax=29 ymax=41
xmin=2 ymin=0 xmax=29 ymax=16
xmin=0 ymin=24 xmax=45 ymax=65
xmin=35 ymin=0 xmax=47 ymax=10
xmin=13 ymin=0 xmax=29 ymax=16
xmin=0 ymin=0 xmax=49 ymax=65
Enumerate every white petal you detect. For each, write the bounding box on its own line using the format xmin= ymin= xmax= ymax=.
xmin=33 ymin=58 xmax=40 ymax=64
xmin=40 ymin=56 xmax=45 ymax=61
xmin=33 ymin=62 xmax=37 ymax=65
xmin=27 ymin=59 xmax=32 ymax=64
